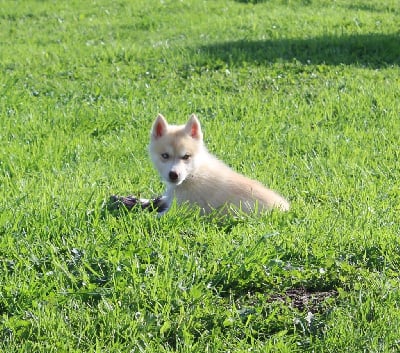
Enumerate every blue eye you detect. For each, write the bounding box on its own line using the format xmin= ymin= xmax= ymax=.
xmin=161 ymin=153 xmax=169 ymax=159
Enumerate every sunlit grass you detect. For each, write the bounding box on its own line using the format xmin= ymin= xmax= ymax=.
xmin=1 ymin=0 xmax=399 ymax=351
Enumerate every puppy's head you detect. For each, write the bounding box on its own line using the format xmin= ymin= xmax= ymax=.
xmin=149 ymin=114 xmax=203 ymax=185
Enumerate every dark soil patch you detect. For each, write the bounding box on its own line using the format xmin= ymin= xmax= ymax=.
xmin=268 ymin=287 xmax=339 ymax=313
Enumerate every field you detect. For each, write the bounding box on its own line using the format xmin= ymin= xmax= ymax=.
xmin=1 ymin=0 xmax=399 ymax=351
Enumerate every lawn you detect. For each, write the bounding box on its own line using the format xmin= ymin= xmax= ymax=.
xmin=1 ymin=0 xmax=399 ymax=351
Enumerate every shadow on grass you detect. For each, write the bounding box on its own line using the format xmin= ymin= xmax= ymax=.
xmin=236 ymin=1 xmax=397 ymax=13
xmin=197 ymin=33 xmax=400 ymax=68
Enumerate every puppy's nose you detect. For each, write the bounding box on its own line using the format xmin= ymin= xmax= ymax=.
xmin=169 ymin=171 xmax=178 ymax=181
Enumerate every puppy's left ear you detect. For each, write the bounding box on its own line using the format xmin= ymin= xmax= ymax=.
xmin=185 ymin=114 xmax=203 ymax=140
xmin=151 ymin=114 xmax=168 ymax=139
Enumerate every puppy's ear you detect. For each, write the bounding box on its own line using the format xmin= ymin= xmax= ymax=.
xmin=151 ymin=114 xmax=168 ymax=139
xmin=185 ymin=114 xmax=203 ymax=140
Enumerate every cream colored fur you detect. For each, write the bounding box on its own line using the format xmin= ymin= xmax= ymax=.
xmin=149 ymin=114 xmax=289 ymax=214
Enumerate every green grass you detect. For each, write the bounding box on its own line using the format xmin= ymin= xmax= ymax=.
xmin=1 ymin=0 xmax=400 ymax=351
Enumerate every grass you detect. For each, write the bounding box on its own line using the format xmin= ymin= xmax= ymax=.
xmin=1 ymin=0 xmax=399 ymax=351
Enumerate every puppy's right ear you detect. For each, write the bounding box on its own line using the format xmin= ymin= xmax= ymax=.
xmin=184 ymin=114 xmax=203 ymax=140
xmin=151 ymin=114 xmax=168 ymax=139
